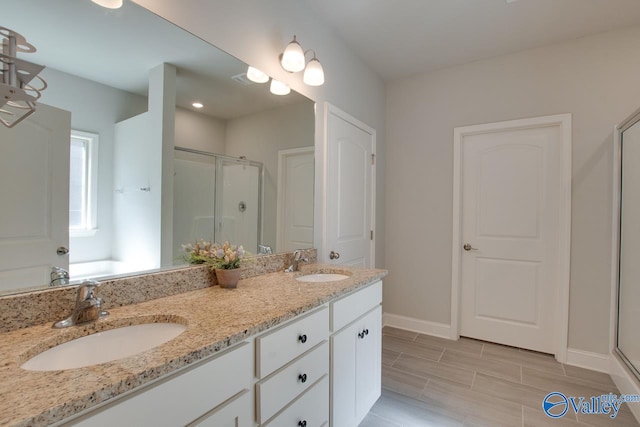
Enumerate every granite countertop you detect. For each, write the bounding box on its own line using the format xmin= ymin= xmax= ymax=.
xmin=0 ymin=264 xmax=387 ymax=427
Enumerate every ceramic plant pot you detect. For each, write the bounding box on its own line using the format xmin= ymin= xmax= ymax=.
xmin=215 ymin=268 xmax=242 ymax=289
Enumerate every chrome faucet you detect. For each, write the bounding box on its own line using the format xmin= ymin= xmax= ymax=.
xmin=53 ymin=280 xmax=109 ymax=328
xmin=285 ymin=250 xmax=309 ymax=273
xmin=50 ymin=266 xmax=70 ymax=287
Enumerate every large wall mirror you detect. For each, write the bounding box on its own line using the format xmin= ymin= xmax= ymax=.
xmin=0 ymin=0 xmax=315 ymax=295
xmin=616 ymin=109 xmax=640 ymax=380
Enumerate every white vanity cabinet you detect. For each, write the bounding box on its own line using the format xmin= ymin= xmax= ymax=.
xmin=330 ymin=281 xmax=383 ymax=427
xmin=255 ymin=306 xmax=329 ymax=425
xmin=61 ymin=341 xmax=253 ymax=427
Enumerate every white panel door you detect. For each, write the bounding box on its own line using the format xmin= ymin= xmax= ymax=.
xmin=326 ymin=106 xmax=375 ymax=268
xmin=277 ymin=147 xmax=314 ymax=252
xmin=459 ymin=119 xmax=566 ymax=354
xmin=0 ymin=103 xmax=71 ymax=292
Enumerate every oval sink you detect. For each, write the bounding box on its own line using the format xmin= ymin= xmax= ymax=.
xmin=21 ymin=323 xmax=187 ymax=371
xmin=295 ymin=273 xmax=350 ymax=283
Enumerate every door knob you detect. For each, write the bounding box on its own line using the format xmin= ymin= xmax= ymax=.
xmin=329 ymin=251 xmax=340 ymax=260
xmin=463 ymin=243 xmax=478 ymax=251
xmin=56 ymin=246 xmax=69 ymax=256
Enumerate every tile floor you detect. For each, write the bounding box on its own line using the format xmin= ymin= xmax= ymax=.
xmin=360 ymin=327 xmax=640 ymax=427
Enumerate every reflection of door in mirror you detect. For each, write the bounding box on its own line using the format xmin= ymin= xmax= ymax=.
xmin=618 ymin=117 xmax=640 ymax=378
xmin=0 ymin=104 xmax=71 ymax=292
xmin=277 ymin=147 xmax=314 ymax=252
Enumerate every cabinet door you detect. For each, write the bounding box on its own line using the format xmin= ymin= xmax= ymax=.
xmin=355 ymin=306 xmax=381 ymax=419
xmin=331 ymin=320 xmax=359 ymax=427
xmin=331 ymin=306 xmax=382 ymax=427
xmin=187 ymin=389 xmax=252 ymax=427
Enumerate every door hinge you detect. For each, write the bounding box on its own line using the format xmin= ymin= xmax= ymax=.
xmin=370 ymin=230 xmax=374 ymax=240
xmin=371 ymin=153 xmax=376 ymax=165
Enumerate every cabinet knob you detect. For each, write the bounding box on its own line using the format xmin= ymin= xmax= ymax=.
xmin=365 ymin=328 xmax=369 ymax=335
xmin=298 ymin=373 xmax=307 ymax=383
xmin=358 ymin=331 xmax=365 ymax=339
xmin=298 ymin=421 xmax=307 ymax=427
xmin=298 ymin=334 xmax=308 ymax=344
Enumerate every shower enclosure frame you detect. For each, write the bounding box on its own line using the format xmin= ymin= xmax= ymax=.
xmin=174 ymin=146 xmax=264 ymax=252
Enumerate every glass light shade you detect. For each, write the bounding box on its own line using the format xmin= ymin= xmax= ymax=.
xmin=303 ymin=57 xmax=325 ymax=86
xmin=192 ymin=102 xmax=203 ymax=108
xmin=270 ymin=79 xmax=290 ymax=96
xmin=246 ymin=66 xmax=269 ymax=84
xmin=280 ymin=37 xmax=305 ymax=72
xmin=91 ymin=0 xmax=123 ymax=9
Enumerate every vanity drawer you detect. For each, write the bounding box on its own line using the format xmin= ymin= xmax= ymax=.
xmin=256 ymin=341 xmax=329 ymax=423
xmin=256 ymin=306 xmax=328 ymax=378
xmin=67 ymin=342 xmax=252 ymax=427
xmin=331 ymin=280 xmax=382 ymax=332
xmin=263 ymin=375 xmax=329 ymax=427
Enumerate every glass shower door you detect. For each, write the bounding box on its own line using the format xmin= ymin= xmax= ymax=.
xmin=173 ymin=150 xmax=216 ymax=263
xmin=215 ymin=158 xmax=261 ymax=254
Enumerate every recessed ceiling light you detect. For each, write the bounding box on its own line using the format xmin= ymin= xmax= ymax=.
xmin=192 ymin=102 xmax=204 ymax=109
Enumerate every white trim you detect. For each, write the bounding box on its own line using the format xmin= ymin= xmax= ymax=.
xmin=610 ymin=353 xmax=640 ymax=423
xmin=611 ymin=124 xmax=622 ymax=355
xmin=450 ymin=113 xmax=572 ymax=362
xmin=276 ymin=146 xmax=314 ymax=253
xmin=322 ymin=103 xmax=376 ymax=267
xmin=383 ymin=313 xmax=451 ymax=339
xmin=565 ymin=348 xmax=611 ymax=374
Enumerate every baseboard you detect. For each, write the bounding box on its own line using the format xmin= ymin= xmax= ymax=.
xmin=565 ymin=348 xmax=611 ymax=373
xmin=610 ymin=353 xmax=640 ymax=423
xmin=382 ymin=313 xmax=451 ymax=339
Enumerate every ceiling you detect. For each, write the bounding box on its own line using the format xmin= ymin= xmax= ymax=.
xmin=4 ymin=0 xmax=308 ymax=120
xmin=301 ymin=0 xmax=640 ymax=81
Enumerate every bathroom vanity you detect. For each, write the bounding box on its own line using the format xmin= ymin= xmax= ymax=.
xmin=0 ymin=263 xmax=386 ymax=426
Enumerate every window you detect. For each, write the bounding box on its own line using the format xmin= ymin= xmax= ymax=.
xmin=69 ymin=130 xmax=99 ymax=235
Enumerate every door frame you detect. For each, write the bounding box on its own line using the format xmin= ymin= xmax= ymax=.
xmin=276 ymin=146 xmax=314 ymax=253
xmin=450 ymin=113 xmax=572 ymax=362
xmin=319 ymin=103 xmax=376 ymax=266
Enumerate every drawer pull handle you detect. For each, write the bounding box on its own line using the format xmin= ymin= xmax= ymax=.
xmin=298 ymin=421 xmax=307 ymax=427
xmin=298 ymin=373 xmax=308 ymax=383
xmin=298 ymin=334 xmax=308 ymax=343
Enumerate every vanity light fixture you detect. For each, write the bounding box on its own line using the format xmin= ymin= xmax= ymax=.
xmin=0 ymin=27 xmax=47 ymax=128
xmin=246 ymin=66 xmax=269 ymax=84
xmin=280 ymin=35 xmax=325 ymax=86
xmin=192 ymin=102 xmax=204 ymax=109
xmin=91 ymin=0 xmax=123 ymax=9
xmin=269 ymin=79 xmax=290 ymax=96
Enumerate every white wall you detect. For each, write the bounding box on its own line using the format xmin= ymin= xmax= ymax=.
xmin=39 ymin=67 xmax=147 ymax=263
xmin=385 ymin=26 xmax=640 ymax=355
xmin=175 ymin=107 xmax=226 ymax=153
xmin=225 ymin=101 xmax=315 ymax=250
xmin=132 ymin=0 xmax=386 ymax=268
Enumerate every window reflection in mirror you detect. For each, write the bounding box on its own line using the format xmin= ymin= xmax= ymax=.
xmin=0 ymin=0 xmax=315 ymax=295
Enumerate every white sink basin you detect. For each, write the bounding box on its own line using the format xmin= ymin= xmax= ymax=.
xmin=295 ymin=273 xmax=350 ymax=283
xmin=21 ymin=323 xmax=187 ymax=371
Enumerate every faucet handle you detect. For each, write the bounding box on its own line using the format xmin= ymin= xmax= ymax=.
xmin=76 ymin=280 xmax=100 ymax=303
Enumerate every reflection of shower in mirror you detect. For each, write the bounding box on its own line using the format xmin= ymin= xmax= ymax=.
xmin=172 ymin=147 xmax=262 ymax=263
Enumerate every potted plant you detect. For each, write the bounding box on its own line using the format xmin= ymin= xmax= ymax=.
xmin=183 ymin=240 xmax=246 ymax=288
